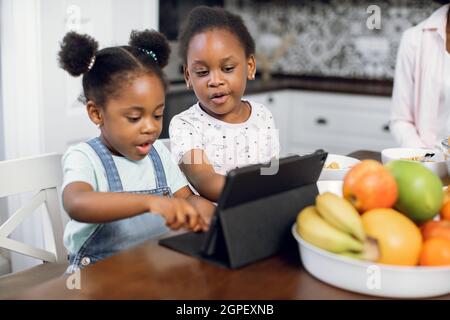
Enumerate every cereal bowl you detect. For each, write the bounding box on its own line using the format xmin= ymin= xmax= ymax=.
xmin=318 ymin=154 xmax=360 ymax=181
xmin=381 ymin=147 xmax=447 ymax=179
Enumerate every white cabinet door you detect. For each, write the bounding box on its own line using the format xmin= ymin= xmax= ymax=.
xmin=285 ymin=90 xmax=398 ymax=155
xmin=244 ymin=89 xmax=398 ymax=156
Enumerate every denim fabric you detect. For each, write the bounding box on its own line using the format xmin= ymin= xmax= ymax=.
xmin=67 ymin=137 xmax=171 ymax=272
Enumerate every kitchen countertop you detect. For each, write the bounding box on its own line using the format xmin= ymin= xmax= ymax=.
xmin=168 ymin=75 xmax=393 ymax=97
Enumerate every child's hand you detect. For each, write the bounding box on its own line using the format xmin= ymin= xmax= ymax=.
xmin=185 ymin=195 xmax=216 ymax=226
xmin=150 ymin=197 xmax=208 ymax=232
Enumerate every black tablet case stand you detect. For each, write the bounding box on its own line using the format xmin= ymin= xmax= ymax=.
xmin=159 ymin=151 xmax=326 ymax=269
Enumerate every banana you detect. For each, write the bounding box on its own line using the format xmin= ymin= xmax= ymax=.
xmin=339 ymin=251 xmax=365 ymax=260
xmin=315 ymin=192 xmax=366 ymax=241
xmin=296 ymin=206 xmax=364 ymax=253
xmin=338 ymin=237 xmax=379 ymax=262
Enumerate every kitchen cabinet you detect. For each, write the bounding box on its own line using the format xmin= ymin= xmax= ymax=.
xmin=244 ymin=89 xmax=398 ymax=156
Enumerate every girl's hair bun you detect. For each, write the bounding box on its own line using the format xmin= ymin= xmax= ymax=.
xmin=129 ymin=29 xmax=170 ymax=68
xmin=58 ymin=31 xmax=99 ymax=76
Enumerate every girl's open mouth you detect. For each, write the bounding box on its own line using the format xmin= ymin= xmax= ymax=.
xmin=136 ymin=142 xmax=152 ymax=155
xmin=210 ymin=93 xmax=229 ymax=105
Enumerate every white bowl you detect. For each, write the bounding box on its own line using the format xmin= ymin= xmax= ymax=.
xmin=319 ymin=154 xmax=360 ymax=181
xmin=292 ymin=224 xmax=450 ymax=298
xmin=317 ymin=180 xmax=343 ymax=195
xmin=381 ymin=147 xmax=448 ymax=179
xmin=292 ymin=180 xmax=450 ymax=298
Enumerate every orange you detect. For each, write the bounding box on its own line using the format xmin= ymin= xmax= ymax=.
xmin=362 ymin=208 xmax=422 ymax=266
xmin=420 ymin=220 xmax=450 ymax=241
xmin=440 ymin=200 xmax=450 ymax=221
xmin=419 ymin=237 xmax=450 ymax=266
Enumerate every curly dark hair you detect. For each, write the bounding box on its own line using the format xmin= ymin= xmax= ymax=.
xmin=58 ymin=29 xmax=171 ymax=107
xmin=178 ymin=6 xmax=255 ymax=64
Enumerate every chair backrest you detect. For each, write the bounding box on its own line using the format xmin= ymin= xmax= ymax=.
xmin=0 ymin=153 xmax=66 ymax=264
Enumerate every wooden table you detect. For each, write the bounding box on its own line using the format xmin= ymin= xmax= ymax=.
xmin=9 ymin=151 xmax=450 ymax=300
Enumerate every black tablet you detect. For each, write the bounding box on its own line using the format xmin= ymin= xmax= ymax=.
xmin=159 ymin=149 xmax=327 ymax=268
xmin=218 ymin=151 xmax=326 ymax=210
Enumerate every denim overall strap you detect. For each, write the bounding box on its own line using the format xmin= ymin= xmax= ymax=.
xmin=87 ymin=137 xmax=168 ymax=191
xmin=149 ymin=146 xmax=167 ymax=189
xmin=86 ymin=137 xmax=124 ymax=192
xmin=66 ymin=139 xmax=175 ymax=273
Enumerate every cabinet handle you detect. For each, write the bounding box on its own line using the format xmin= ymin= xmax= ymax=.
xmin=267 ymin=96 xmax=274 ymax=104
xmin=382 ymin=123 xmax=390 ymax=132
xmin=315 ymin=117 xmax=328 ymax=125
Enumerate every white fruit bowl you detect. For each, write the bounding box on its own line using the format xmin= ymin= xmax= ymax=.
xmin=292 ymin=224 xmax=450 ymax=298
xmin=291 ymin=180 xmax=450 ymax=298
xmin=318 ymin=154 xmax=360 ymax=181
xmin=381 ymin=147 xmax=448 ymax=179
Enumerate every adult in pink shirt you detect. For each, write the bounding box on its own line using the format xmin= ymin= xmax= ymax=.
xmin=391 ymin=2 xmax=450 ymax=148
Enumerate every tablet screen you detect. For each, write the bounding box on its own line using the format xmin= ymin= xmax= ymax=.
xmin=201 ymin=149 xmax=327 ymax=256
xmin=218 ymin=150 xmax=327 ymax=210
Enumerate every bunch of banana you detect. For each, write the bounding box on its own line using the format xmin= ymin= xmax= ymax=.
xmin=296 ymin=192 xmax=379 ymax=261
xmin=315 ymin=192 xmax=365 ymax=241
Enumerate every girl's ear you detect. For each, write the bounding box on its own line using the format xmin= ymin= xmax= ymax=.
xmin=247 ymin=54 xmax=256 ymax=80
xmin=183 ymin=65 xmax=191 ymax=89
xmin=86 ymin=101 xmax=103 ymax=128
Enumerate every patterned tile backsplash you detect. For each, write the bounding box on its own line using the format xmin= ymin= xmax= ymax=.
xmin=225 ymin=0 xmax=441 ymax=80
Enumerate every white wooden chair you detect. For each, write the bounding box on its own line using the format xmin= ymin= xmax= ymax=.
xmin=0 ymin=153 xmax=68 ymax=298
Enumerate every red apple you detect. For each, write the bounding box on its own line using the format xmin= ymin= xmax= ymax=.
xmin=343 ymin=160 xmax=398 ymax=213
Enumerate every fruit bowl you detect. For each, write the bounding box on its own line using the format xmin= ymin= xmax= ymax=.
xmin=292 ymin=180 xmax=450 ymax=298
xmin=381 ymin=147 xmax=447 ymax=178
xmin=292 ymin=224 xmax=450 ymax=298
xmin=318 ymin=154 xmax=360 ymax=181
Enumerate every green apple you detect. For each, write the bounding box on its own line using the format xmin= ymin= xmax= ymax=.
xmin=385 ymin=160 xmax=443 ymax=223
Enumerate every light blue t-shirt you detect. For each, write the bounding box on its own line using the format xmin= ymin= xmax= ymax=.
xmin=62 ymin=139 xmax=188 ymax=254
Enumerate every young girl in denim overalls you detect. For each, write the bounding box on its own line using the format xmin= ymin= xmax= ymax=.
xmin=58 ymin=30 xmax=215 ymax=273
